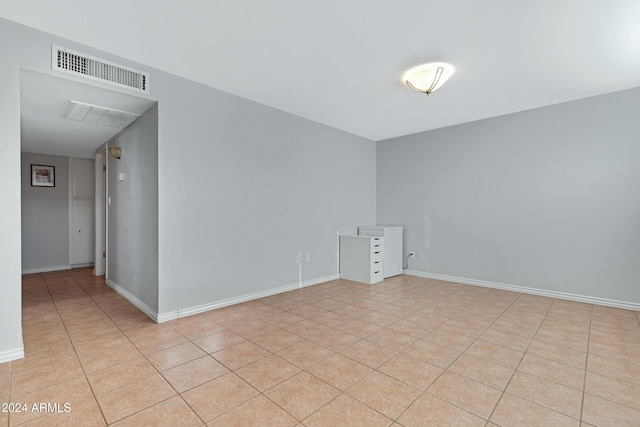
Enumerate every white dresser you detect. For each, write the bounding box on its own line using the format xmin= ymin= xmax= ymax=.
xmin=339 ymin=235 xmax=384 ymax=284
xmin=358 ymin=225 xmax=403 ymax=278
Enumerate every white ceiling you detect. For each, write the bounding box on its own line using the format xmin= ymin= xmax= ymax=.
xmin=4 ymin=0 xmax=640 ymax=143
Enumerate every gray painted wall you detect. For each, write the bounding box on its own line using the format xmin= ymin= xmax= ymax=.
xmin=107 ymin=104 xmax=159 ymax=312
xmin=377 ymin=88 xmax=640 ymax=304
xmin=0 ymin=22 xmax=23 ymax=359
xmin=155 ymin=71 xmax=376 ymax=314
xmin=21 ymin=153 xmax=70 ymax=272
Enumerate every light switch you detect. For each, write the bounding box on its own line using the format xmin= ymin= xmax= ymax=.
xmin=118 ymin=173 xmax=126 ymax=181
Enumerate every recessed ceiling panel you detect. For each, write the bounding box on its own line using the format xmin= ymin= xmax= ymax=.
xmin=64 ymin=101 xmax=141 ymax=128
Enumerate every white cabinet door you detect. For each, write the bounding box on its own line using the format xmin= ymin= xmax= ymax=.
xmin=69 ymin=158 xmax=95 ymax=265
xmin=339 ymin=235 xmax=384 ymax=284
xmin=71 ymin=199 xmax=94 ymax=264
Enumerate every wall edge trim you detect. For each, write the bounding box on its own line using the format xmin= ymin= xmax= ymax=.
xmin=22 ymin=265 xmax=72 ymax=275
xmin=0 ymin=347 xmax=24 ymax=364
xmin=156 ymin=274 xmax=340 ymax=323
xmin=105 ymin=278 xmax=159 ymax=322
xmin=404 ymin=270 xmax=640 ymax=311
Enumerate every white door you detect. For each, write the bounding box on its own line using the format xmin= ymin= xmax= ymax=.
xmin=69 ymin=158 xmax=95 ymax=265
xmin=93 ymin=151 xmax=107 ymax=276
xmin=72 ymin=199 xmax=94 ymax=264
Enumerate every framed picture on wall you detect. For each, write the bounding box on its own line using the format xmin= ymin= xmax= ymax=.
xmin=31 ymin=164 xmax=55 ymax=187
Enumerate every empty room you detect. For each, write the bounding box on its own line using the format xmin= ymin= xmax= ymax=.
xmin=0 ymin=1 xmax=639 ymax=426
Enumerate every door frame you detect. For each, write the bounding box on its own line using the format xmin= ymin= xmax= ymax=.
xmin=94 ymin=145 xmax=107 ymax=276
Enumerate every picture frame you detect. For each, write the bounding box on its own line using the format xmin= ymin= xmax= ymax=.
xmin=31 ymin=164 xmax=55 ymax=187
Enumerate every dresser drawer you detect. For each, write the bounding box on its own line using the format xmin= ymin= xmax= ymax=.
xmin=370 ymin=269 xmax=384 ymax=284
xmin=339 ymin=235 xmax=385 ymax=285
xmin=370 ymin=237 xmax=384 ymax=251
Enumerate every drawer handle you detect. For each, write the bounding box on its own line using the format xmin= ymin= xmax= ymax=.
xmin=374 ymin=261 xmax=379 ymax=264
xmin=374 ymin=271 xmax=380 ymax=274
xmin=374 ymin=251 xmax=380 ymax=254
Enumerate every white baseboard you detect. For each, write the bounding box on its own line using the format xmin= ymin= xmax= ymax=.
xmin=70 ymin=263 xmax=94 ymax=268
xmin=22 ymin=265 xmax=71 ymax=275
xmin=156 ymin=274 xmax=340 ymax=323
xmin=0 ymin=347 xmax=24 ymax=364
xmin=405 ymin=270 xmax=640 ymax=312
xmin=105 ymin=278 xmax=160 ymax=322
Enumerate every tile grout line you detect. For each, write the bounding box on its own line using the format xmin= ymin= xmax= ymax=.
xmin=159 ymin=296 xmax=339 ymax=425
xmin=12 ymin=272 xmax=104 ymax=426
xmin=580 ymin=315 xmax=640 ymax=414
xmin=578 ymin=304 xmax=594 ymax=426
xmin=47 ymin=271 xmax=111 ymax=426
xmin=85 ymin=295 xmax=207 ymax=426
xmin=489 ymin=298 xmax=596 ymax=423
xmin=390 ymin=289 xmax=521 ymax=424
xmin=357 ymin=286 xmax=493 ymax=422
xmin=6 ymin=355 xmax=12 ymax=427
xmin=482 ymin=293 xmax=553 ymax=424
xmin=199 ymin=283 xmax=420 ymax=425
xmin=42 ymin=271 xmax=182 ymax=426
xmin=194 ymin=299 xmax=378 ymax=424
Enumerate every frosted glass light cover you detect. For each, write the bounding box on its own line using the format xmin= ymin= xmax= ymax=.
xmin=403 ymin=62 xmax=455 ymax=94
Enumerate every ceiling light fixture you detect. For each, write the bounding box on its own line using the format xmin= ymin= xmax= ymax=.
xmin=403 ymin=62 xmax=455 ymax=95
xmin=109 ymin=147 xmax=122 ymax=159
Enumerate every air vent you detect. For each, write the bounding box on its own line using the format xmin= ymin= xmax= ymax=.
xmin=64 ymin=101 xmax=141 ymax=128
xmin=52 ymin=45 xmax=149 ymax=94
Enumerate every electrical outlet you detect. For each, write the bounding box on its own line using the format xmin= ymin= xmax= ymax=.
xmin=409 ymin=251 xmax=416 ymax=259
xmin=305 ymin=253 xmax=311 ymax=262
xmin=295 ymin=254 xmax=301 ymax=264
xmin=417 ymin=251 xmax=423 ymax=260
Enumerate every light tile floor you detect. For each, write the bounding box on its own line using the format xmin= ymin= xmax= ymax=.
xmin=1 ymin=268 xmax=639 ymax=426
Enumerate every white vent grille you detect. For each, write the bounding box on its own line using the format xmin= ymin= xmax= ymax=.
xmin=64 ymin=101 xmax=141 ymax=128
xmin=52 ymin=45 xmax=149 ymax=94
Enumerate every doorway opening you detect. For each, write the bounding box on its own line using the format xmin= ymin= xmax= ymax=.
xmin=20 ymin=69 xmax=157 ymax=279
